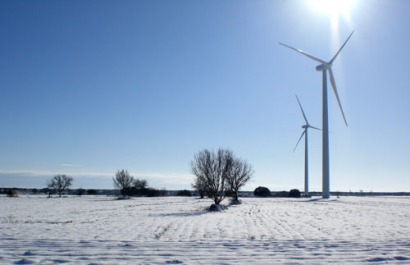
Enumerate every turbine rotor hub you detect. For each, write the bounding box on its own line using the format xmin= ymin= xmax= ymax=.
xmin=316 ymin=63 xmax=330 ymax=71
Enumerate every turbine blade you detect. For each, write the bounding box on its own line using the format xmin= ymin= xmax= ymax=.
xmin=329 ymin=31 xmax=354 ymax=64
xmin=328 ymin=68 xmax=348 ymax=126
xmin=279 ymin=43 xmax=326 ymax=64
xmin=293 ymin=130 xmax=306 ymax=152
xmin=309 ymin=125 xmax=321 ymax=131
xmin=295 ymin=95 xmax=309 ymax=124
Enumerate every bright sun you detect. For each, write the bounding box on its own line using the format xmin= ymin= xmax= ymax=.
xmin=309 ymin=0 xmax=354 ymax=22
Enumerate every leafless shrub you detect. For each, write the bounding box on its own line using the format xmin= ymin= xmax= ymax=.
xmin=192 ymin=148 xmax=253 ymax=207
xmin=113 ymin=169 xmax=134 ymax=197
xmin=225 ymin=156 xmax=253 ymax=203
xmin=47 ymin=175 xmax=73 ymax=197
xmin=191 ymin=149 xmax=231 ymax=206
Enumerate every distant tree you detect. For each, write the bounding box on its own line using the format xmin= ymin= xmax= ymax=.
xmin=177 ymin=189 xmax=192 ymax=197
xmin=254 ymin=186 xmax=271 ymax=197
xmin=38 ymin=188 xmax=50 ymax=195
xmin=191 ymin=149 xmax=232 ymax=206
xmin=144 ymin=187 xmax=167 ymax=197
xmin=113 ymin=170 xmax=134 ymax=197
xmin=47 ymin=175 xmax=73 ymax=197
xmin=6 ymin=189 xmax=18 ymax=197
xmin=133 ymin=178 xmax=148 ymax=196
xmin=225 ymin=156 xmax=253 ymax=203
xmin=77 ymin=188 xmax=85 ymax=196
xmin=87 ymin=189 xmax=98 ymax=195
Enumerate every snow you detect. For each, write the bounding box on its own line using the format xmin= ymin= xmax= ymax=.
xmin=1 ymin=195 xmax=410 ymax=264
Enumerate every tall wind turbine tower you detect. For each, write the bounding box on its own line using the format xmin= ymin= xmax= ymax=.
xmin=280 ymin=31 xmax=353 ymax=198
xmin=294 ymin=95 xmax=320 ymax=197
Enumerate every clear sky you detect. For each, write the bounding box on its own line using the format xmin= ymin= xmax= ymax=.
xmin=1 ymin=0 xmax=409 ymax=192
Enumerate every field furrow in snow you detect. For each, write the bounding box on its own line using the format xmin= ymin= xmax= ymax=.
xmin=1 ymin=195 xmax=410 ymax=264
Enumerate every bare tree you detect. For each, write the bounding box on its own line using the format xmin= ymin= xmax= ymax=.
xmin=192 ymin=176 xmax=207 ymax=199
xmin=113 ymin=169 xmax=134 ymax=197
xmin=191 ymin=149 xmax=232 ymax=206
xmin=133 ymin=178 xmax=148 ymax=196
xmin=47 ymin=175 xmax=73 ymax=197
xmin=225 ymin=157 xmax=253 ymax=203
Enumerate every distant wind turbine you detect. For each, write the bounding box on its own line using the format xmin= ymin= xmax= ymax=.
xmin=293 ymin=95 xmax=320 ymax=197
xmin=280 ymin=31 xmax=353 ymax=198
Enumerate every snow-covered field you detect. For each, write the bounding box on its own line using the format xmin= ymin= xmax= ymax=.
xmin=1 ymin=195 xmax=410 ymax=264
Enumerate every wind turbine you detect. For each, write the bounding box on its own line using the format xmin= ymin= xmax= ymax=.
xmin=293 ymin=95 xmax=320 ymax=197
xmin=280 ymin=31 xmax=353 ymax=198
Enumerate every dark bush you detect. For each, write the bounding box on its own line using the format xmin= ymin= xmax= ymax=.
xmin=145 ymin=188 xmax=167 ymax=197
xmin=133 ymin=179 xmax=148 ymax=196
xmin=176 ymin=190 xmax=192 ymax=196
xmin=87 ymin=189 xmax=98 ymax=195
xmin=77 ymin=188 xmax=85 ymax=196
xmin=124 ymin=186 xmax=148 ymax=197
xmin=6 ymin=189 xmax=18 ymax=197
xmin=288 ymin=189 xmax=301 ymax=198
xmin=254 ymin=186 xmax=271 ymax=197
xmin=40 ymin=188 xmax=50 ymax=194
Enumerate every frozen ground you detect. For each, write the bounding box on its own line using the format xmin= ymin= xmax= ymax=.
xmin=1 ymin=195 xmax=410 ymax=264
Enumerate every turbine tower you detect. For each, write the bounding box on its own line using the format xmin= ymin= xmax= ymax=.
xmin=280 ymin=31 xmax=353 ymax=198
xmin=293 ymin=95 xmax=320 ymax=197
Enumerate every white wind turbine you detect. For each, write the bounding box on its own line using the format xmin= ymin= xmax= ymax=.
xmin=280 ymin=31 xmax=353 ymax=198
xmin=293 ymin=95 xmax=320 ymax=197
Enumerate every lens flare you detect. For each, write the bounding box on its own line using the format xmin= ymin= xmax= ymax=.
xmin=309 ymin=0 xmax=355 ymax=29
xmin=310 ymin=0 xmax=354 ymax=17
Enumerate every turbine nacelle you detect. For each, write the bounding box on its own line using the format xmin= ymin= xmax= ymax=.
xmin=302 ymin=124 xmax=320 ymax=130
xmin=316 ymin=63 xmax=331 ymax=71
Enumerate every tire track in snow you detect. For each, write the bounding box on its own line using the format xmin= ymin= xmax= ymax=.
xmin=1 ymin=238 xmax=410 ymax=264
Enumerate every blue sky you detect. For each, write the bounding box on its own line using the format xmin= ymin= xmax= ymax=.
xmin=1 ymin=0 xmax=409 ymax=192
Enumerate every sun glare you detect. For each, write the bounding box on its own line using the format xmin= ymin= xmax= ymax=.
xmin=309 ymin=0 xmax=354 ymax=25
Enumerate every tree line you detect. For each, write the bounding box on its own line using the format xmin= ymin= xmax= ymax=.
xmin=27 ymin=147 xmax=254 ymax=204
xmin=44 ymin=171 xmax=165 ymax=198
